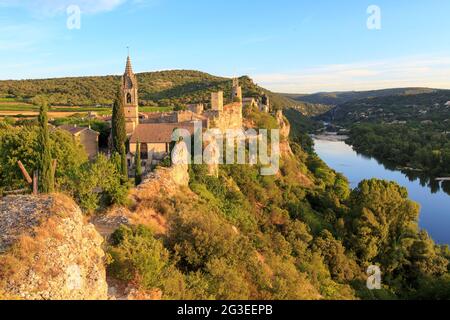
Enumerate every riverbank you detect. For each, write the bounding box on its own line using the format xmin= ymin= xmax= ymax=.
xmin=310 ymin=133 xmax=348 ymax=142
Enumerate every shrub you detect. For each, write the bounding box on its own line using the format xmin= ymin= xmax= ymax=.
xmin=108 ymin=225 xmax=173 ymax=290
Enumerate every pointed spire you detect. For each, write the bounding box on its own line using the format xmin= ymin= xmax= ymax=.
xmin=125 ymin=55 xmax=134 ymax=75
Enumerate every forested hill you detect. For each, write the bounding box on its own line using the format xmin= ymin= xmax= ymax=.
xmin=318 ymin=90 xmax=450 ymax=124
xmin=282 ymin=87 xmax=439 ymax=106
xmin=0 ymin=70 xmax=297 ymax=109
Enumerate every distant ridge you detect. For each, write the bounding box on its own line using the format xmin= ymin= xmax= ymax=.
xmin=281 ymin=87 xmax=440 ymax=106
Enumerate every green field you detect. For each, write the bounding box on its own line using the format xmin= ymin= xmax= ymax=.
xmin=140 ymin=106 xmax=174 ymax=112
xmin=0 ymin=104 xmax=109 ymax=112
xmin=0 ymin=97 xmax=18 ymax=102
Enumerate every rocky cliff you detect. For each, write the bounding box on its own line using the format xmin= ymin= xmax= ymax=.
xmin=276 ymin=110 xmax=294 ymax=157
xmin=0 ymin=194 xmax=107 ymax=300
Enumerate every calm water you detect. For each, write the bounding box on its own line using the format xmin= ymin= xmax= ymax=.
xmin=314 ymin=138 xmax=450 ymax=245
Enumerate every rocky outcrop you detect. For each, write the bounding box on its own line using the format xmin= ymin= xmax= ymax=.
xmin=276 ymin=110 xmax=293 ymax=157
xmin=92 ymin=162 xmax=190 ymax=239
xmin=0 ymin=194 xmax=107 ymax=300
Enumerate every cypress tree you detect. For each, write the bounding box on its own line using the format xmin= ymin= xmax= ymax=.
xmin=112 ymin=89 xmax=128 ymax=183
xmin=38 ymin=102 xmax=54 ymax=193
xmin=120 ymin=144 xmax=128 ymax=182
xmin=111 ymin=90 xmax=127 ymax=154
xmin=135 ymin=140 xmax=142 ymax=186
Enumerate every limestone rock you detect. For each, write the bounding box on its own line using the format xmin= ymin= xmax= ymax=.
xmin=0 ymin=194 xmax=108 ymax=300
xmin=276 ymin=110 xmax=293 ymax=156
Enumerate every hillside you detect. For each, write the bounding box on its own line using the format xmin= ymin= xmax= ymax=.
xmin=282 ymin=87 xmax=439 ymax=107
xmin=0 ymin=70 xmax=297 ymax=110
xmin=319 ymin=90 xmax=450 ymax=124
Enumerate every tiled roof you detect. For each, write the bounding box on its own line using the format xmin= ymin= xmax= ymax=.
xmin=58 ymin=125 xmax=99 ymax=136
xmin=130 ymin=122 xmax=196 ymax=144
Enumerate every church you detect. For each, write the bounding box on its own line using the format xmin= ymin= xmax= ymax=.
xmin=117 ymin=55 xmax=269 ymax=173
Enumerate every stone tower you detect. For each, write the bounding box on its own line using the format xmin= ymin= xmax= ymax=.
xmin=211 ymin=91 xmax=224 ymax=111
xmin=121 ymin=56 xmax=139 ymax=135
xmin=231 ymin=78 xmax=242 ymax=105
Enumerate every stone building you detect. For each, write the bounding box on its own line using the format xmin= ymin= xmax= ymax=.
xmin=59 ymin=125 xmax=99 ymax=160
xmin=129 ymin=122 xmax=196 ymax=168
xmin=187 ymin=103 xmax=204 ymax=114
xmin=211 ymin=91 xmax=224 ymax=111
xmin=242 ymin=97 xmax=258 ymax=109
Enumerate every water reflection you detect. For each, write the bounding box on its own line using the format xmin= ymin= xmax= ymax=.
xmin=314 ymin=138 xmax=450 ymax=245
xmin=349 ymin=149 xmax=450 ymax=196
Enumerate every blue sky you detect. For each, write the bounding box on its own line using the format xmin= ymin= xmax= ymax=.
xmin=1 ymin=0 xmax=450 ymax=93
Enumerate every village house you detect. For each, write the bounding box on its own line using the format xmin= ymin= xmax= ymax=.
xmin=128 ymin=122 xmax=197 ymax=169
xmin=59 ymin=125 xmax=99 ymax=160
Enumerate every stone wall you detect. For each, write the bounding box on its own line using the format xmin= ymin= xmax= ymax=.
xmin=211 ymin=91 xmax=224 ymax=111
xmin=208 ymin=103 xmax=243 ymax=132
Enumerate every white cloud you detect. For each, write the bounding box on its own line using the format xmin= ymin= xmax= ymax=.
xmin=251 ymin=55 xmax=450 ymax=93
xmin=0 ymin=0 xmax=141 ymax=15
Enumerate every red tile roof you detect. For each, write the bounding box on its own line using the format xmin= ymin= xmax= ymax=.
xmin=58 ymin=125 xmax=98 ymax=136
xmin=130 ymin=122 xmax=196 ymax=144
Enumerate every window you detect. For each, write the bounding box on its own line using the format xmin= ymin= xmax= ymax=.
xmin=127 ymin=93 xmax=132 ymax=104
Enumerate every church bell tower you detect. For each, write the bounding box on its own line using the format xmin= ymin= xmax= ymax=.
xmin=121 ymin=55 xmax=139 ymax=135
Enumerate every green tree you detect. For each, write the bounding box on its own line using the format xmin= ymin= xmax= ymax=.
xmin=0 ymin=125 xmax=87 ymax=191
xmin=65 ymin=154 xmax=129 ymax=212
xmin=38 ymin=102 xmax=54 ymax=193
xmin=111 ymin=90 xmax=127 ymax=154
xmin=111 ymin=90 xmax=128 ymax=181
xmin=347 ymin=179 xmax=420 ymax=272
xmin=120 ymin=144 xmax=128 ymax=182
xmin=135 ymin=140 xmax=142 ymax=186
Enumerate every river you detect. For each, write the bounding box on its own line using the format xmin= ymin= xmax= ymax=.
xmin=314 ymin=138 xmax=450 ymax=245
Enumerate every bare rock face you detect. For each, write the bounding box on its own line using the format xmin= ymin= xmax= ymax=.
xmin=0 ymin=194 xmax=108 ymax=300
xmin=275 ymin=110 xmax=293 ymax=157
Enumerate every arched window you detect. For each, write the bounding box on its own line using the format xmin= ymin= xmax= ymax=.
xmin=140 ymin=143 xmax=148 ymax=160
xmin=127 ymin=93 xmax=132 ymax=104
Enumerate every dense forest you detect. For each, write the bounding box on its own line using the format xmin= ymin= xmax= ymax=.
xmin=0 ymin=70 xmax=297 ymax=110
xmin=348 ymin=123 xmax=450 ymax=180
